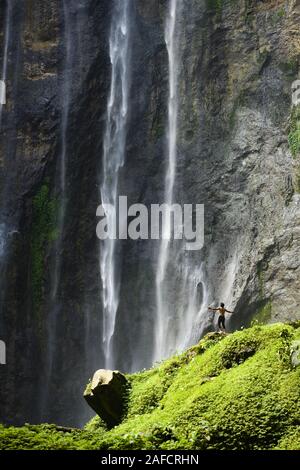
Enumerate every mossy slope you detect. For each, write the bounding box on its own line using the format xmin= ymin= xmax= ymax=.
xmin=1 ymin=323 xmax=300 ymax=450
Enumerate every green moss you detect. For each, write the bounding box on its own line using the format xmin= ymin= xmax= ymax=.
xmin=31 ymin=184 xmax=58 ymax=314
xmin=275 ymin=427 xmax=300 ymax=450
xmin=228 ymin=92 xmax=246 ymax=131
xmin=0 ymin=424 xmax=105 ymax=450
xmin=1 ymin=324 xmax=300 ymax=450
xmin=151 ymin=119 xmax=164 ymax=139
xmin=279 ymin=59 xmax=299 ymax=76
xmin=295 ymin=169 xmax=300 ymax=193
xmin=84 ymin=415 xmax=107 ymax=433
xmin=206 ymin=0 xmax=240 ymax=14
xmin=269 ymin=7 xmax=286 ymax=26
xmin=257 ymin=48 xmax=269 ymax=66
xmin=252 ymin=302 xmax=273 ymax=326
xmin=92 ymin=324 xmax=300 ymax=450
xmin=288 ymin=106 xmax=300 ymax=158
xmin=206 ymin=0 xmax=223 ymax=14
xmin=257 ymin=263 xmax=266 ymax=300
xmin=276 ymin=7 xmax=286 ymax=19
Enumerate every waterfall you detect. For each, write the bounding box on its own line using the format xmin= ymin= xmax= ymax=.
xmin=154 ymin=0 xmax=180 ymax=362
xmin=100 ymin=0 xmax=131 ymax=368
xmin=0 ymin=0 xmax=11 ymax=130
xmin=154 ymin=0 xmax=208 ymax=363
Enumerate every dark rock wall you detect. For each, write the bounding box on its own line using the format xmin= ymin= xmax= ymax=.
xmin=0 ymin=0 xmax=299 ymax=426
xmin=0 ymin=0 xmax=112 ymax=427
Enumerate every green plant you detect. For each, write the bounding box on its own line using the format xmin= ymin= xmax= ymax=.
xmin=279 ymin=59 xmax=298 ymax=76
xmin=206 ymin=0 xmax=223 ymax=14
xmin=288 ymin=107 xmax=300 ymax=158
xmin=252 ymin=302 xmax=272 ymax=326
xmin=0 ymin=424 xmax=105 ymax=450
xmin=270 ymin=7 xmax=286 ymax=26
xmin=31 ymin=184 xmax=58 ymax=314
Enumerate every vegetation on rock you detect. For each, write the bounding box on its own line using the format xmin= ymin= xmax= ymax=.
xmin=288 ymin=106 xmax=300 ymax=158
xmin=0 ymin=323 xmax=299 ymax=450
xmin=0 ymin=424 xmax=106 ymax=451
xmin=31 ymin=184 xmax=58 ymax=314
xmin=252 ymin=302 xmax=273 ymax=325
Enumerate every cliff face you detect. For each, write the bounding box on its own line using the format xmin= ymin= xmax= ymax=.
xmin=0 ymin=0 xmax=299 ymax=427
xmin=0 ymin=0 xmax=113 ymax=426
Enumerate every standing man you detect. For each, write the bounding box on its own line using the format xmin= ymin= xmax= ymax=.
xmin=208 ymin=303 xmax=234 ymax=332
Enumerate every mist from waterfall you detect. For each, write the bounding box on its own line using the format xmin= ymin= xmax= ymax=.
xmin=100 ymin=0 xmax=131 ymax=369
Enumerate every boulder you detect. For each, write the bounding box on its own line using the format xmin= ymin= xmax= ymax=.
xmin=84 ymin=370 xmax=128 ymax=427
xmin=290 ymin=341 xmax=300 ymax=368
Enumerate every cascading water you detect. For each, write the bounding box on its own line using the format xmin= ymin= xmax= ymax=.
xmin=0 ymin=0 xmax=11 ymax=130
xmin=154 ymin=0 xmax=180 ymax=362
xmin=0 ymin=0 xmax=13 ymax=323
xmin=154 ymin=0 xmax=208 ymax=362
xmin=100 ymin=0 xmax=131 ymax=368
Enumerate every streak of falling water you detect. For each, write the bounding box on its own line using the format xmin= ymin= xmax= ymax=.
xmin=154 ymin=0 xmax=180 ymax=362
xmin=0 ymin=224 xmax=6 ymax=258
xmin=180 ymin=262 xmax=209 ymax=347
xmin=0 ymin=1 xmax=13 ymax=324
xmin=0 ymin=0 xmax=11 ymax=130
xmin=154 ymin=0 xmax=209 ymax=363
xmin=100 ymin=0 xmax=131 ymax=368
xmin=51 ymin=0 xmax=73 ymax=301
